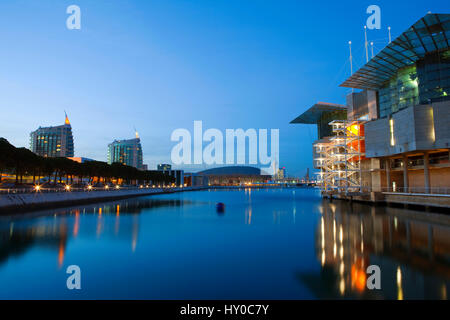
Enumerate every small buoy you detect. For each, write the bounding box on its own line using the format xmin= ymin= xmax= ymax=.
xmin=216 ymin=202 xmax=225 ymax=213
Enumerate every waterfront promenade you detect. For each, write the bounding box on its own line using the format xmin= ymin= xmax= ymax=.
xmin=0 ymin=186 xmax=207 ymax=213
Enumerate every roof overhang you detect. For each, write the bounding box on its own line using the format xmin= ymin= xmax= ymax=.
xmin=340 ymin=13 xmax=450 ymax=90
xmin=290 ymin=102 xmax=347 ymax=124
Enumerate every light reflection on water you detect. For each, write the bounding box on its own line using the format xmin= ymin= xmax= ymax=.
xmin=0 ymin=188 xmax=449 ymax=299
xmin=308 ymin=199 xmax=450 ymax=299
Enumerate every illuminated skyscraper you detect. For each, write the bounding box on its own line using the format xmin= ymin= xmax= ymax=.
xmin=30 ymin=113 xmax=74 ymax=157
xmin=107 ymin=131 xmax=144 ymax=169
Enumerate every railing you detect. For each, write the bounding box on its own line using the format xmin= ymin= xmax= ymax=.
xmin=381 ymin=187 xmax=450 ymax=195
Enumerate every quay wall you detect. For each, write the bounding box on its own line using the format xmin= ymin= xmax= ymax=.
xmin=323 ymin=191 xmax=450 ymax=209
xmin=0 ymin=187 xmax=207 ymax=213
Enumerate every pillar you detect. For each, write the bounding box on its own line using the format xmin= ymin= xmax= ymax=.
xmin=424 ymin=152 xmax=430 ymax=194
xmin=403 ymin=154 xmax=409 ymax=193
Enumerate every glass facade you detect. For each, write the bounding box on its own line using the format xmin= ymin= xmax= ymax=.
xmin=107 ymin=138 xmax=144 ymax=170
xmin=30 ymin=124 xmax=74 ymax=157
xmin=317 ymin=110 xmax=347 ymax=139
xmin=378 ymin=50 xmax=450 ymax=118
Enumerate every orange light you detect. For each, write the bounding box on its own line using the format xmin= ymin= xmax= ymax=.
xmin=65 ymin=113 xmax=71 ymax=125
xmin=351 ymin=263 xmax=367 ymax=293
xmin=347 ymin=124 xmax=360 ymax=136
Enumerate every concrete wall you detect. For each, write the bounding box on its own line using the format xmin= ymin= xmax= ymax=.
xmin=414 ymin=105 xmax=435 ymax=150
xmin=383 ymin=193 xmax=450 ymax=208
xmin=434 ymin=101 xmax=450 ymax=149
xmin=0 ymin=187 xmax=204 ymax=212
xmin=365 ymin=100 xmax=450 ymax=157
xmin=364 ymin=117 xmax=390 ymax=157
xmin=394 ymin=106 xmax=416 ymax=152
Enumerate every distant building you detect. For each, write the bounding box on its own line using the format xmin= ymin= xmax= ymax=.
xmin=169 ymin=170 xmax=184 ymax=186
xmin=30 ymin=113 xmax=74 ymax=157
xmin=156 ymin=164 xmax=183 ymax=186
xmin=184 ymin=172 xmax=209 ymax=187
xmin=157 ymin=164 xmax=172 ymax=171
xmin=107 ymin=131 xmax=144 ymax=169
xmin=198 ymin=166 xmax=271 ymax=186
xmin=276 ymin=167 xmax=286 ymax=180
xmin=68 ymin=157 xmax=95 ymax=164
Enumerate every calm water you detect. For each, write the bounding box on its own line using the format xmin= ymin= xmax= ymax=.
xmin=0 ymin=188 xmax=449 ymax=299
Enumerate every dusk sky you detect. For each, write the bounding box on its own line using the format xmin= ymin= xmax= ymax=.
xmin=0 ymin=0 xmax=448 ymax=176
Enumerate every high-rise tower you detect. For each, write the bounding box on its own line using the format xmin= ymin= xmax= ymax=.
xmin=30 ymin=113 xmax=74 ymax=157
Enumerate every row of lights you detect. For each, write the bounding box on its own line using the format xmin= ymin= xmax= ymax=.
xmin=34 ymin=184 xmax=188 ymax=192
xmin=34 ymin=184 xmax=120 ymax=192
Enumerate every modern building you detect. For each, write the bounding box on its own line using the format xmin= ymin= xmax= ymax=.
xmin=291 ymin=102 xmax=355 ymax=190
xmin=340 ymin=13 xmax=450 ymax=196
xmin=198 ymin=166 xmax=272 ymax=186
xmin=30 ymin=113 xmax=74 ymax=157
xmin=157 ymin=164 xmax=172 ymax=171
xmin=275 ymin=167 xmax=286 ymax=180
xmin=156 ymin=164 xmax=184 ymax=186
xmin=292 ymin=13 xmax=450 ymax=207
xmin=168 ymin=170 xmax=184 ymax=186
xmin=184 ymin=172 xmax=209 ymax=187
xmin=107 ymin=132 xmax=144 ymax=170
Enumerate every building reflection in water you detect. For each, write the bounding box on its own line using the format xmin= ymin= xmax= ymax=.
xmin=306 ymin=200 xmax=450 ymax=299
xmin=0 ymin=199 xmax=189 ymax=268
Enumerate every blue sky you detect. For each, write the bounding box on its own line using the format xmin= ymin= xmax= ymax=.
xmin=0 ymin=0 xmax=448 ymax=176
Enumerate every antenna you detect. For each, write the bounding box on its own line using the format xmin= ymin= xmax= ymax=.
xmin=364 ymin=26 xmax=369 ymax=63
xmin=388 ymin=26 xmax=392 ymax=44
xmin=371 ymin=41 xmax=374 ymax=58
xmin=64 ymin=110 xmax=70 ymax=125
xmin=349 ymin=41 xmax=353 ymax=75
xmin=349 ymin=41 xmax=353 ymax=93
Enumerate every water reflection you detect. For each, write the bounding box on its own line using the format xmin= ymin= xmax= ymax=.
xmin=0 ymin=198 xmax=190 ymax=268
xmin=302 ymin=200 xmax=450 ymax=299
xmin=1 ymin=189 xmax=450 ymax=299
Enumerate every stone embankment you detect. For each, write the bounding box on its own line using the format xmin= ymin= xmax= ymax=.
xmin=0 ymin=187 xmax=207 ymax=213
